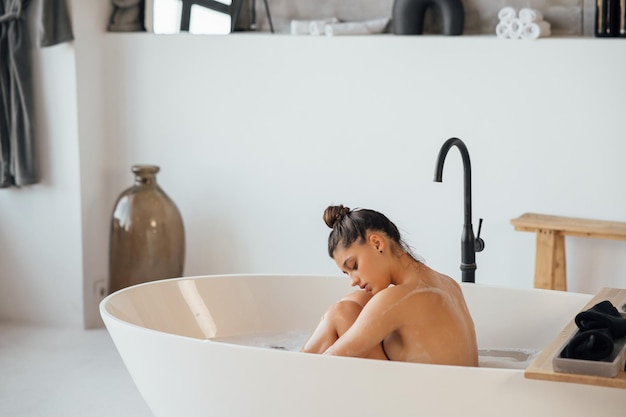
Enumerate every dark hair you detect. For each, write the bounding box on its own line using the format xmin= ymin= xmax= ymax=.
xmin=324 ymin=205 xmax=414 ymax=258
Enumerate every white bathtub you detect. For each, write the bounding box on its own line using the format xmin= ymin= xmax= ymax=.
xmin=101 ymin=274 xmax=626 ymax=417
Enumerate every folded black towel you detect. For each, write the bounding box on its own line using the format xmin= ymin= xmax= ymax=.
xmin=575 ymin=300 xmax=626 ymax=339
xmin=562 ymin=329 xmax=615 ymax=361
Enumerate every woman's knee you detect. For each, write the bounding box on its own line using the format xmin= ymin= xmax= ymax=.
xmin=341 ymin=290 xmax=374 ymax=307
xmin=326 ymin=300 xmax=363 ymax=334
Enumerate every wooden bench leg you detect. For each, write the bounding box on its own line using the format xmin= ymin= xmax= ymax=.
xmin=534 ymin=229 xmax=567 ymax=291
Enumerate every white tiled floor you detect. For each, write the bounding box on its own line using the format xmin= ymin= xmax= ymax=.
xmin=0 ymin=323 xmax=153 ymax=417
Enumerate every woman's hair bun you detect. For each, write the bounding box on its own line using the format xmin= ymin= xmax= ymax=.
xmin=323 ymin=205 xmax=351 ymax=229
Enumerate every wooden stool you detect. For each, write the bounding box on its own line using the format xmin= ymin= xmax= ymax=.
xmin=511 ymin=213 xmax=626 ymax=291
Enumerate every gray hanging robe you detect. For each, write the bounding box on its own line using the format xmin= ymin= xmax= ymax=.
xmin=0 ymin=0 xmax=37 ymax=188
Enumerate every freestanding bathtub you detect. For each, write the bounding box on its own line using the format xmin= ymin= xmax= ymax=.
xmin=100 ymin=274 xmax=626 ymax=417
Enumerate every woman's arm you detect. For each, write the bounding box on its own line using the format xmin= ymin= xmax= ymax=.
xmin=301 ymin=299 xmax=364 ymax=354
xmin=323 ymin=288 xmax=403 ymax=358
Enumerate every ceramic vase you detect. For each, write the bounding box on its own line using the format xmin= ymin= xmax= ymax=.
xmin=108 ymin=165 xmax=185 ymax=294
xmin=392 ymin=0 xmax=464 ymax=35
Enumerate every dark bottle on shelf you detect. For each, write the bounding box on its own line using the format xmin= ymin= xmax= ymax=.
xmin=619 ymin=0 xmax=626 ymax=38
xmin=595 ymin=0 xmax=620 ymax=37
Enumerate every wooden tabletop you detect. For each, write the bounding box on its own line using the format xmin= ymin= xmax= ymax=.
xmin=511 ymin=213 xmax=626 ymax=241
xmin=524 ymin=288 xmax=626 ymax=389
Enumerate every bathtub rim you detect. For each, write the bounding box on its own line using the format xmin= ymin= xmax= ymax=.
xmin=100 ymin=273 xmax=349 ymax=341
xmin=99 ymin=272 xmax=569 ymax=338
xmin=99 ymin=273 xmax=592 ymax=375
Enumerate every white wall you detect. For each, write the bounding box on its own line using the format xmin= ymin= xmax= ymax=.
xmin=72 ymin=0 xmax=114 ymax=329
xmin=3 ymin=0 xmax=626 ymax=328
xmin=98 ymin=34 xmax=626 ymax=303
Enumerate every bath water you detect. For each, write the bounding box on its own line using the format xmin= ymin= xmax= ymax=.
xmin=211 ymin=331 xmax=540 ymax=370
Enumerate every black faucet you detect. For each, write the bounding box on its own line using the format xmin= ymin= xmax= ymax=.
xmin=433 ymin=138 xmax=485 ymax=283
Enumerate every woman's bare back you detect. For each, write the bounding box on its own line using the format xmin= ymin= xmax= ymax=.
xmin=375 ymin=269 xmax=478 ymax=366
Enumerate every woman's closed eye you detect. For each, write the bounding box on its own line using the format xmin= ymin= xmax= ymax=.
xmin=340 ymin=257 xmax=358 ymax=274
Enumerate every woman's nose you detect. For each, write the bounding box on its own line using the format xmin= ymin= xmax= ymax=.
xmin=349 ymin=274 xmax=359 ymax=286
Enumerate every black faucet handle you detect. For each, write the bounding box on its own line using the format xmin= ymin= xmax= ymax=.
xmin=475 ymin=218 xmax=485 ymax=252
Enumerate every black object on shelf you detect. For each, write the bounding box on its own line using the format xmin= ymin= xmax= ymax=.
xmin=621 ymin=0 xmax=626 ymax=37
xmin=392 ymin=0 xmax=464 ymax=36
xmin=595 ymin=0 xmax=621 ymax=37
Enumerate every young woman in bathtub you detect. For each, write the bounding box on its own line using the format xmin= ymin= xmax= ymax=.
xmin=301 ymin=205 xmax=478 ymax=366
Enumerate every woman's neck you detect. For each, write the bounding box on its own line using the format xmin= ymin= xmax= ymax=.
xmin=390 ymin=252 xmax=424 ymax=285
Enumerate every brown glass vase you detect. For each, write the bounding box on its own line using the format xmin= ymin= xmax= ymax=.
xmin=108 ymin=165 xmax=185 ymax=294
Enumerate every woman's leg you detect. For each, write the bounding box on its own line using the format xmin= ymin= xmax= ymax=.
xmin=301 ymin=291 xmax=388 ymax=360
xmin=301 ymin=299 xmax=363 ymax=354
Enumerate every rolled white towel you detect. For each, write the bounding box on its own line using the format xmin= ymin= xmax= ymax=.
xmin=519 ymin=8 xmax=543 ymax=24
xmin=324 ymin=18 xmax=390 ymax=36
xmin=521 ymin=21 xmax=551 ymax=40
xmin=495 ymin=20 xmax=512 ymax=39
xmin=290 ymin=20 xmax=312 ymax=35
xmin=508 ymin=18 xmax=524 ymax=39
xmin=497 ymin=6 xmax=517 ymax=22
xmin=308 ymin=18 xmax=339 ymax=35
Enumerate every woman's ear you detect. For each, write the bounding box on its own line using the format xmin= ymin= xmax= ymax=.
xmin=368 ymin=233 xmax=385 ymax=252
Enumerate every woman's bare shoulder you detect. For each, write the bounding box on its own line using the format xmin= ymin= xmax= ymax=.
xmin=365 ymin=283 xmax=438 ymax=311
xmin=372 ymin=278 xmax=461 ymax=316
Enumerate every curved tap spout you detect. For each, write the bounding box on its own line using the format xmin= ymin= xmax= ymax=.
xmin=433 ymin=138 xmax=484 ymax=283
xmin=434 ymin=138 xmax=472 ymax=225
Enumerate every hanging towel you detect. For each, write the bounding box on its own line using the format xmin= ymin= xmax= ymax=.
xmin=39 ymin=0 xmax=74 ymax=47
